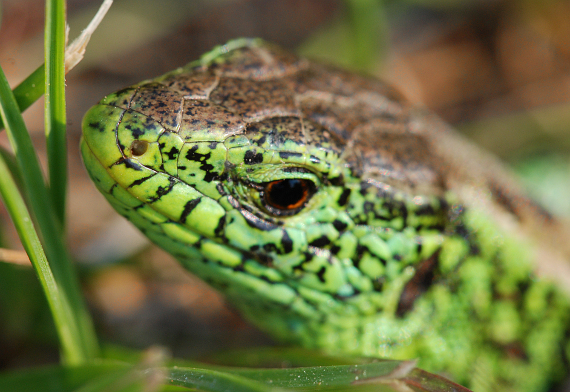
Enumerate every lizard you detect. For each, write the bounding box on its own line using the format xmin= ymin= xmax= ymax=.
xmin=80 ymin=38 xmax=570 ymax=392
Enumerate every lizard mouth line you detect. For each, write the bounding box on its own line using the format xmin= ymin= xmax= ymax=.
xmin=83 ymin=137 xmax=284 ymax=269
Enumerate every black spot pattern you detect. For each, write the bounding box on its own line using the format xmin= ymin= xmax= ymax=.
xmin=244 ymin=150 xmax=263 ymax=165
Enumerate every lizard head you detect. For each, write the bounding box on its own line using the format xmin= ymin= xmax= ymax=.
xmin=81 ymin=38 xmax=453 ymax=349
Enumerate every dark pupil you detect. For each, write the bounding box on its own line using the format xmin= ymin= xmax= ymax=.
xmin=266 ymin=179 xmax=308 ymax=210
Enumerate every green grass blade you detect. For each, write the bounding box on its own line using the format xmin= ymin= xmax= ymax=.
xmin=0 ymin=64 xmax=99 ymax=364
xmin=0 ymin=65 xmax=45 ymax=133
xmin=168 ymin=368 xmax=280 ymax=392
xmin=13 ymin=65 xmax=45 ymax=113
xmin=219 ymin=362 xmax=404 ymax=387
xmin=45 ymin=0 xmax=67 ymax=226
xmin=0 ymin=153 xmax=81 ymax=365
xmin=0 ymin=145 xmax=22 ymax=190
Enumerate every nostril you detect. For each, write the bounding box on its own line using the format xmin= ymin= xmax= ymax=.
xmin=130 ymin=140 xmax=149 ymax=156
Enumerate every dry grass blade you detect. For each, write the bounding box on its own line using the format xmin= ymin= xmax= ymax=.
xmin=65 ymin=0 xmax=114 ymax=73
xmin=0 ymin=248 xmax=31 ymax=267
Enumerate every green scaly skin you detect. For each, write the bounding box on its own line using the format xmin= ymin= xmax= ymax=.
xmin=81 ymin=38 xmax=570 ymax=392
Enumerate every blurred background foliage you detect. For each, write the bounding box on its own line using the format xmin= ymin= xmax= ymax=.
xmin=0 ymin=0 xmax=569 ymax=372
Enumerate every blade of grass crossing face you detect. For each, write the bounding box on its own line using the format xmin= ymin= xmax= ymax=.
xmin=0 ymin=64 xmax=99 ymax=364
xmin=45 ymin=0 xmax=67 ymax=227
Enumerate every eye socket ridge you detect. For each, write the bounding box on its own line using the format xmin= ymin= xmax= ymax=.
xmin=262 ymin=178 xmax=316 ymax=216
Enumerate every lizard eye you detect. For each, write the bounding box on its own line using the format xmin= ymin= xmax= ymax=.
xmin=263 ymin=179 xmax=315 ymax=216
xmin=130 ymin=140 xmax=149 ymax=157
